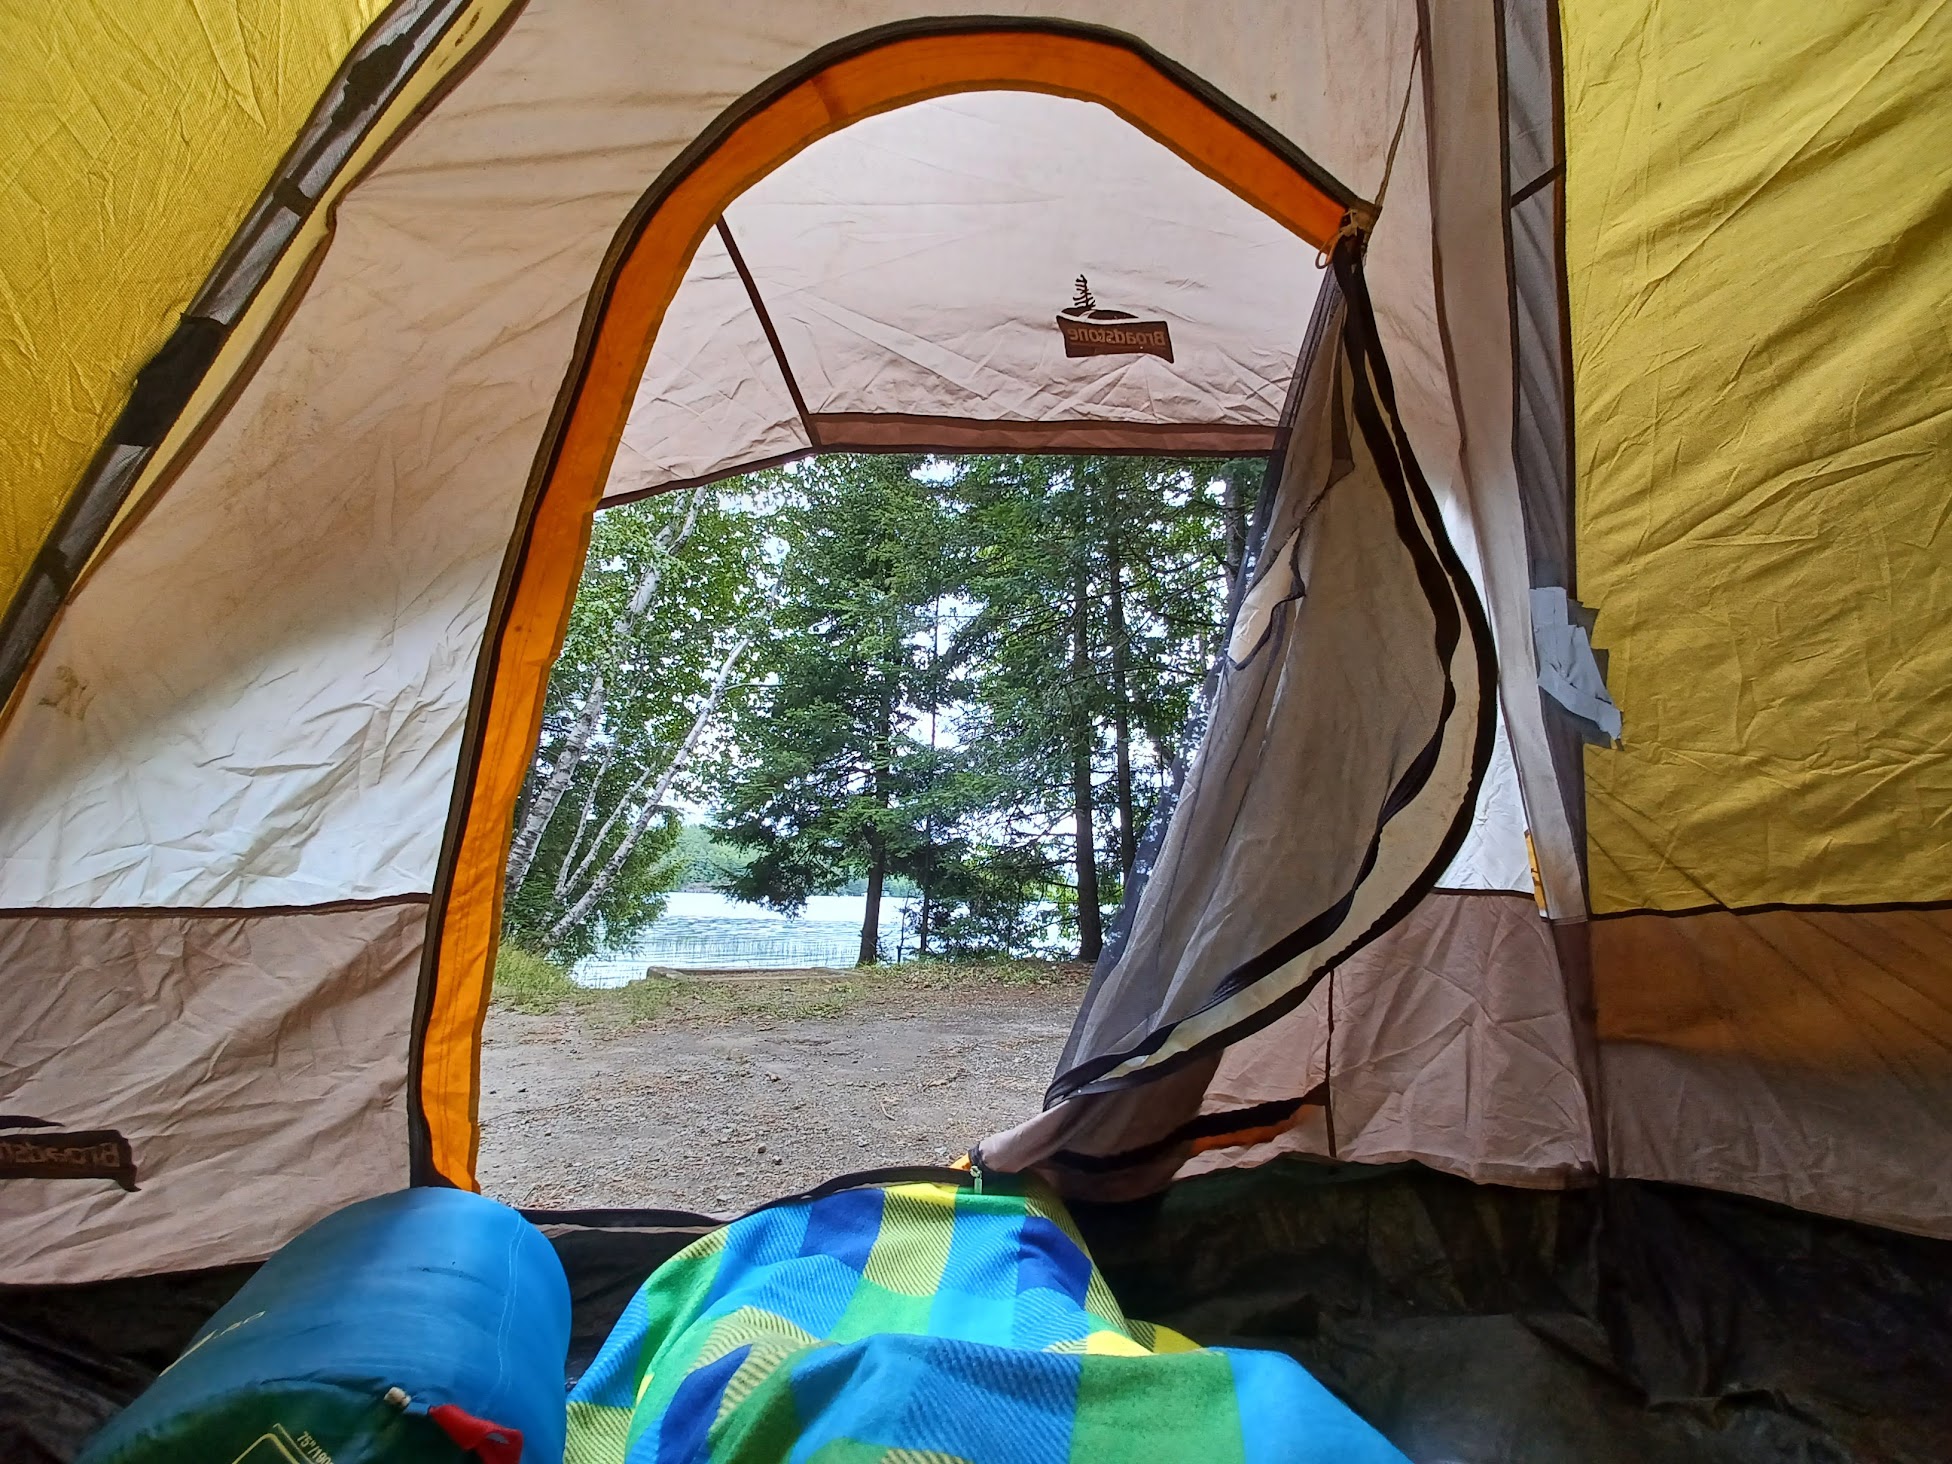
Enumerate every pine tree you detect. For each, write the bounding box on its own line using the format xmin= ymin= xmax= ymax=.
xmin=520 ymin=452 xmax=1260 ymax=968
xmin=713 ymin=456 xmax=954 ymax=965
xmin=945 ymin=455 xmax=1260 ymax=958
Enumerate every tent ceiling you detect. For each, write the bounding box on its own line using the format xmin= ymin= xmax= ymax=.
xmin=605 ymin=91 xmax=1325 ymax=502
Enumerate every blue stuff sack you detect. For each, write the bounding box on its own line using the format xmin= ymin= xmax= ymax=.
xmin=76 ymin=1188 xmax=570 ymax=1464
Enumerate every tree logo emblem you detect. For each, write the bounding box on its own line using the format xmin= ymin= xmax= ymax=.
xmin=1055 ymin=275 xmax=1174 ymax=362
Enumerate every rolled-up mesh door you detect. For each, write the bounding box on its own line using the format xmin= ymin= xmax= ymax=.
xmin=979 ymin=244 xmax=1497 ymax=1197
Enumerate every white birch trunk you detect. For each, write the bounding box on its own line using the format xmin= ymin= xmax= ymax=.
xmin=503 ymin=490 xmax=707 ymax=899
xmin=547 ymin=633 xmax=750 ymax=942
xmin=504 ymin=675 xmax=605 ymax=899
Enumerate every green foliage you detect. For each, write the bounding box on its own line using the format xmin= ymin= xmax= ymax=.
xmin=928 ymin=454 xmax=1256 ymax=956
xmin=492 ymin=942 xmax=582 ymax=1013
xmin=504 ymin=451 xmax=1256 ymax=968
xmin=713 ymin=456 xmax=957 ymax=961
xmin=916 ymin=841 xmax=1058 ymax=958
xmin=713 ymin=452 xmax=1258 ymax=963
xmin=953 ymin=454 xmax=1250 ymax=823
xmin=503 ymin=806 xmax=684 ymax=966
xmin=669 ymin=822 xmax=754 ymax=890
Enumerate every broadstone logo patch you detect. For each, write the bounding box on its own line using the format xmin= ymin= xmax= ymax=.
xmin=1055 ymin=276 xmax=1174 ymax=362
xmin=0 ymin=1115 xmax=138 ymax=1190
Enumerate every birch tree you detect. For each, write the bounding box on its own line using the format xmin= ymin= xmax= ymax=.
xmin=545 ymin=632 xmax=752 ymax=943
xmin=503 ymin=489 xmax=705 ymax=899
xmin=502 ymin=487 xmax=766 ymax=962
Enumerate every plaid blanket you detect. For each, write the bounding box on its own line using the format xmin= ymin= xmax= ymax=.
xmin=566 ymin=1173 xmax=1408 ymax=1464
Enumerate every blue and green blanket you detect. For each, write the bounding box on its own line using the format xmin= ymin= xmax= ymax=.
xmin=566 ymin=1173 xmax=1408 ymax=1464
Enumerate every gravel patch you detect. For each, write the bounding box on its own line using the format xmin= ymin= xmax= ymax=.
xmin=477 ymin=978 xmax=1079 ymax=1214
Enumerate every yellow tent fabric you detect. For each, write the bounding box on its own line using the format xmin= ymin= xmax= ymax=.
xmin=1565 ymin=0 xmax=1952 ymax=912
xmin=0 ymin=0 xmax=385 ymax=609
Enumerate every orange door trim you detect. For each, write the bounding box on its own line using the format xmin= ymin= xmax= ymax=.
xmin=419 ymin=25 xmax=1352 ymax=1187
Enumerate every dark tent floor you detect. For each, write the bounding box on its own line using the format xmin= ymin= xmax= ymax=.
xmin=7 ymin=1161 xmax=1949 ymax=1463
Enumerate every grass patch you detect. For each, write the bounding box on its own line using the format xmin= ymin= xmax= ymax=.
xmin=492 ymin=943 xmax=584 ymax=1013
xmin=887 ymin=957 xmax=1091 ymax=991
xmin=492 ymin=944 xmax=1088 ymax=1028
xmin=582 ymin=976 xmax=867 ymax=1031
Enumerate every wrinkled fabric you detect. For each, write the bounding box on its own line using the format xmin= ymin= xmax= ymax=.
xmin=1596 ymin=903 xmax=1952 ymax=1238
xmin=0 ymin=0 xmax=388 ymax=608
xmin=1565 ymin=0 xmax=1952 ymax=911
xmin=0 ymin=1 xmax=1417 ymax=916
xmin=565 ymin=1176 xmax=1408 ymax=1464
xmin=1182 ymin=891 xmax=1592 ymax=1189
xmin=0 ymin=902 xmax=422 ymax=1284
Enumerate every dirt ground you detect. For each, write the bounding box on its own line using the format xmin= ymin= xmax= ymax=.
xmin=476 ymin=972 xmax=1083 ymax=1214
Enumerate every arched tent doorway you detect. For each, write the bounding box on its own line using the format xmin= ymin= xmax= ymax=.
xmin=422 ymin=23 xmax=1497 ymax=1195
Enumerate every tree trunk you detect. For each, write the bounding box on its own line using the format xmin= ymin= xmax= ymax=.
xmin=917 ymin=596 xmax=940 ymax=958
xmin=1105 ymin=477 xmax=1137 ymax=883
xmin=504 ymin=676 xmax=605 ymax=899
xmin=858 ymin=661 xmax=896 ymax=966
xmin=1221 ymin=462 xmax=1250 ymax=602
xmin=554 ymin=736 xmax=618 ymax=899
xmin=626 ymin=489 xmax=703 ymax=619
xmin=557 ymin=741 xmax=651 ymax=901
xmin=1072 ymin=745 xmax=1102 ymax=964
xmin=1070 ymin=493 xmax=1103 ymax=964
xmin=547 ymin=634 xmax=748 ymax=943
xmin=505 ymin=490 xmax=705 ymax=902
xmin=858 ymin=833 xmax=886 ymax=967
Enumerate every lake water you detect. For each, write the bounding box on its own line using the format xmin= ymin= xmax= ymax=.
xmin=572 ymin=890 xmax=917 ymax=987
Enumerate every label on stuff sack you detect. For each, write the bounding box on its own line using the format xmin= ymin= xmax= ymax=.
xmin=231 ymin=1424 xmax=335 ymax=1464
xmin=0 ymin=1116 xmax=138 ymax=1189
xmin=1054 ymin=275 xmax=1174 ymax=362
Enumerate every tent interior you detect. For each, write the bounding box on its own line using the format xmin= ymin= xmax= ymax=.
xmin=612 ymin=89 xmax=1328 ymax=495
xmin=3 ymin=3 xmax=1949 ymax=1462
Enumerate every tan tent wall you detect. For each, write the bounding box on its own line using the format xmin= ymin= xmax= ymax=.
xmin=1173 ymin=725 xmax=1592 ymax=1193
xmin=1411 ymin=2 xmax=1586 ymax=922
xmin=0 ymin=900 xmax=421 ymax=1285
xmin=1594 ymin=906 xmax=1952 ymax=1238
xmin=4 ymin=0 xmax=1944 ymax=1273
xmin=1343 ymin=0 xmax=1583 ymax=927
xmin=603 ymin=91 xmax=1327 ymax=502
xmin=1182 ymin=890 xmax=1590 ymax=1189
xmin=1564 ymin=1 xmax=1952 ymax=1233
xmin=1 ymin=3 xmax=1454 ymax=1281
